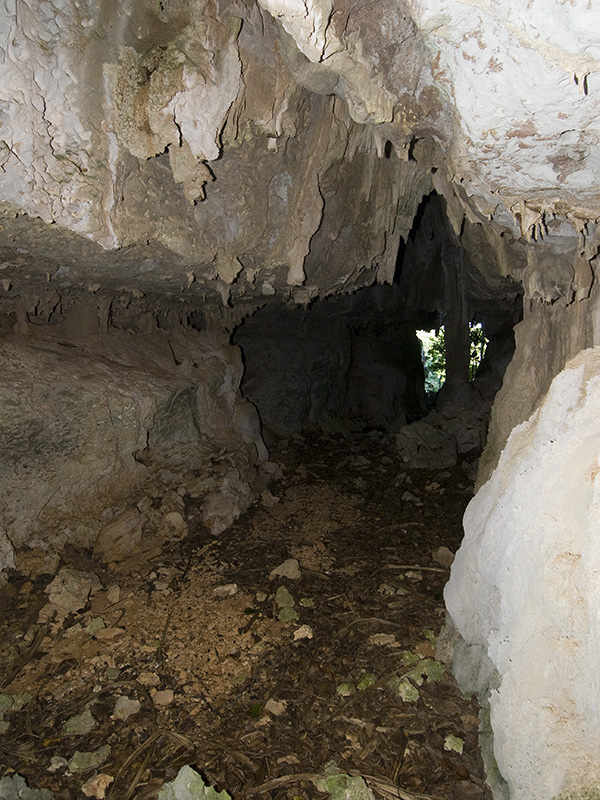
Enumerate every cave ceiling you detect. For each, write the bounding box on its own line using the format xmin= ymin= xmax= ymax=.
xmin=0 ymin=0 xmax=599 ymax=314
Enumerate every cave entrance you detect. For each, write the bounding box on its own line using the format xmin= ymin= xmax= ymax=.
xmin=233 ymin=191 xmax=521 ymax=464
xmin=417 ymin=322 xmax=490 ymax=401
xmin=0 ymin=194 xmax=521 ymax=799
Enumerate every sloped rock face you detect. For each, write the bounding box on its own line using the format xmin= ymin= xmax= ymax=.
xmin=445 ymin=347 xmax=600 ymax=799
xmin=0 ymin=297 xmax=267 ymax=575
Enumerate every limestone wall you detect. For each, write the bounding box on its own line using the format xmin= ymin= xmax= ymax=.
xmin=445 ymin=346 xmax=600 ymax=799
xmin=0 ymin=296 xmax=268 ymax=580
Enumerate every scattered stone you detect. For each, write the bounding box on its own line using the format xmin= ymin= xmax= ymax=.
xmin=274 ymin=585 xmax=295 ymax=608
xmin=48 ymin=756 xmax=68 ymax=773
xmin=138 ymin=671 xmax=160 ymax=687
xmin=158 ymin=765 xmax=231 ymax=800
xmin=278 ymin=607 xmax=299 ymax=622
xmin=81 ymin=773 xmax=114 ymax=799
xmin=94 ymin=627 xmax=126 ymax=640
xmin=153 ymin=689 xmax=174 ymax=706
xmin=369 ymin=633 xmax=396 ymax=646
xmin=260 ymin=489 xmax=280 ymax=508
xmin=396 ymin=419 xmax=457 ymax=470
xmin=264 ymin=698 xmax=288 ymax=716
xmin=444 ymin=734 xmax=464 ymax=755
xmin=401 ymin=490 xmax=423 ymax=506
xmin=293 ymin=624 xmax=313 ymax=641
xmin=213 ymin=583 xmax=238 ymax=598
xmin=0 ymin=774 xmax=55 ymax=799
xmin=86 ymin=617 xmax=106 ymax=635
xmin=68 ymin=746 xmax=111 ymax=773
xmin=106 ymin=667 xmax=121 ymax=680
xmin=453 ymin=780 xmax=485 ymax=799
xmin=162 ymin=510 xmax=188 ymax=540
xmin=43 ymin=567 xmax=102 ymax=613
xmin=106 ymin=584 xmax=121 ymax=605
xmin=93 ymin=506 xmax=143 ymax=563
xmin=201 ymin=470 xmax=253 ymax=536
xmin=112 ymin=696 xmax=141 ymax=721
xmin=14 ymin=548 xmax=60 ymax=579
xmin=433 ymin=546 xmax=455 ymax=568
xmin=269 ymin=559 xmax=300 ymax=580
xmin=62 ymin=706 xmax=97 ymax=736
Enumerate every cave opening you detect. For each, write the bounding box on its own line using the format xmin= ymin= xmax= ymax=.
xmin=0 ymin=189 xmax=524 ymax=799
xmin=233 ymin=190 xmax=521 ymax=462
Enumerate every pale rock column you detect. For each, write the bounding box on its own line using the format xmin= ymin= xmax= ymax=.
xmin=445 ymin=346 xmax=600 ymax=800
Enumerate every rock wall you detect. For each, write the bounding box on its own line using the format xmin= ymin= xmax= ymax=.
xmin=0 ymin=294 xmax=268 ymax=580
xmin=0 ymin=0 xmax=433 ymax=303
xmin=445 ymin=346 xmax=600 ymax=799
xmin=234 ymin=286 xmax=426 ymax=436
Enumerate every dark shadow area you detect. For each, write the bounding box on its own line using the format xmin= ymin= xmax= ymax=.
xmin=234 ymin=191 xmax=522 ymax=467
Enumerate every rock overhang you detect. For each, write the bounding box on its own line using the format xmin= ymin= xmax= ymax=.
xmin=0 ymin=0 xmax=597 ymax=311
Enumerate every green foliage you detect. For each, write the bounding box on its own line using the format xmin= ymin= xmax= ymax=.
xmin=417 ymin=323 xmax=488 ymax=392
xmin=469 ymin=323 xmax=488 ymax=380
xmin=417 ymin=328 xmax=445 ymax=393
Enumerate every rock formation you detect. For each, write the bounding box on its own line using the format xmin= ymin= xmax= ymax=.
xmin=1 ymin=0 xmax=600 ymax=797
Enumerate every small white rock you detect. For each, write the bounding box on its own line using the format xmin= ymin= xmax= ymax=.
xmin=269 ymin=559 xmax=301 ymax=580
xmin=293 ymin=624 xmax=314 ymax=641
xmin=213 ymin=583 xmax=238 ymax=598
xmin=264 ymin=698 xmax=288 ymax=716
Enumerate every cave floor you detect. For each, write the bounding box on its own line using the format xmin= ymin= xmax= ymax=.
xmin=0 ymin=429 xmax=491 ymax=800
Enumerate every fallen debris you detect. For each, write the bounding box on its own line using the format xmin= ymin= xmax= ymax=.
xmin=0 ymin=429 xmax=490 ymax=800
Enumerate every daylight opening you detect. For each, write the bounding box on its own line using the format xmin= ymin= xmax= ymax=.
xmin=418 ymin=322 xmax=490 ymax=398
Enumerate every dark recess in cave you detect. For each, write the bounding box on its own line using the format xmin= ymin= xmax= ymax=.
xmin=234 ymin=191 xmax=522 ymax=453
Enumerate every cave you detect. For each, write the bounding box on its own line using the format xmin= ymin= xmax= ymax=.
xmin=1 ymin=2 xmax=600 ymax=799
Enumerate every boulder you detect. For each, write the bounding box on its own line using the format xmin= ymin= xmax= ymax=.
xmin=445 ymin=346 xmax=600 ymax=799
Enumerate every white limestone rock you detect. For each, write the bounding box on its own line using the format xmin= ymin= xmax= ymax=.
xmin=445 ymin=346 xmax=600 ymax=799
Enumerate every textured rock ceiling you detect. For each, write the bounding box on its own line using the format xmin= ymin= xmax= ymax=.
xmin=0 ymin=0 xmax=599 ymax=306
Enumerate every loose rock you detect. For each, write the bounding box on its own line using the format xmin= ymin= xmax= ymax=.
xmin=93 ymin=506 xmax=143 ymax=563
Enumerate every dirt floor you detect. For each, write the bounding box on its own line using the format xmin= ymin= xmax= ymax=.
xmin=0 ymin=429 xmax=491 ymax=800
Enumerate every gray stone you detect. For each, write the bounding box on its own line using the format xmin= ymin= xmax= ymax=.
xmin=44 ymin=568 xmax=101 ymax=613
xmin=0 ymin=774 xmax=55 ymax=799
xmin=396 ymin=419 xmax=457 ymax=469
xmin=93 ymin=506 xmax=143 ymax=563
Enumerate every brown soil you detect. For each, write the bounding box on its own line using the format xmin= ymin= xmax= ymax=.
xmin=0 ymin=429 xmax=491 ymax=800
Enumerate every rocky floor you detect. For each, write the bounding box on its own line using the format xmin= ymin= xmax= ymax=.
xmin=0 ymin=429 xmax=491 ymax=800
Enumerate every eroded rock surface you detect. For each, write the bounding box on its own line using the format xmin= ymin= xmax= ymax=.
xmin=446 ymin=347 xmax=600 ymax=799
xmin=0 ymin=298 xmax=267 ymax=575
